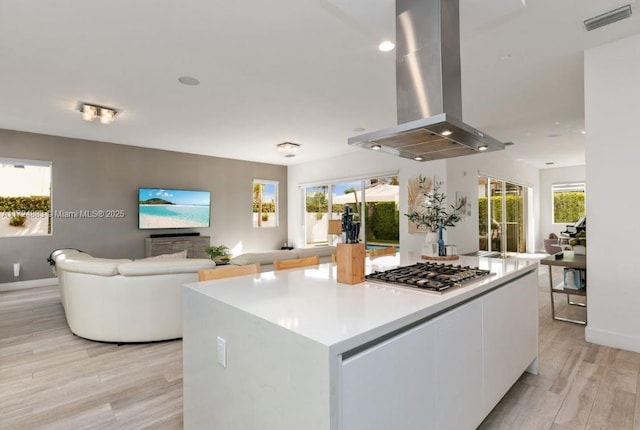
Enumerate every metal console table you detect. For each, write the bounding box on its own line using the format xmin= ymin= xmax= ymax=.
xmin=540 ymin=253 xmax=587 ymax=325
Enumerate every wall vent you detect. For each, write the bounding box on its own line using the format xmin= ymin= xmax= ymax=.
xmin=584 ymin=4 xmax=632 ymax=31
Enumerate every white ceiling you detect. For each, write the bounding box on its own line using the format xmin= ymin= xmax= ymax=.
xmin=1 ymin=0 xmax=639 ymax=169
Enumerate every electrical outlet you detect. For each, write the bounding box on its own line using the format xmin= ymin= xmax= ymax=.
xmin=217 ymin=336 xmax=226 ymax=368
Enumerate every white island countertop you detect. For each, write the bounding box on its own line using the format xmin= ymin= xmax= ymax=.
xmin=184 ymin=253 xmax=538 ymax=355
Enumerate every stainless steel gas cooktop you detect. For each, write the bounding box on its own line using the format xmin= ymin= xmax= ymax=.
xmin=366 ymin=262 xmax=493 ymax=294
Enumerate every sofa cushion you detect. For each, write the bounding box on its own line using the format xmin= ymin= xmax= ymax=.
xmin=230 ymin=250 xmax=296 ymax=266
xmin=294 ymin=246 xmax=336 ymax=259
xmin=56 ymin=255 xmax=132 ymax=276
xmin=117 ymin=258 xmax=216 ymax=276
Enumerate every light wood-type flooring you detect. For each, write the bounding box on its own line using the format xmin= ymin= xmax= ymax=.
xmin=0 ymin=264 xmax=637 ymax=429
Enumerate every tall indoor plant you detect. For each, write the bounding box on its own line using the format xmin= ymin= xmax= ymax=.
xmin=405 ymin=175 xmax=468 ymax=256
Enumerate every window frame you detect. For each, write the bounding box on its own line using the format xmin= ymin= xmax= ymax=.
xmin=252 ymin=179 xmax=279 ymax=228
xmin=551 ymin=182 xmax=586 ymax=225
xmin=0 ymin=157 xmax=53 ymax=237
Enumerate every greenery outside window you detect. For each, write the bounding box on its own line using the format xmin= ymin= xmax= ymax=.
xmin=0 ymin=158 xmax=52 ymax=237
xmin=303 ymin=175 xmax=399 ymax=247
xmin=253 ymin=179 xmax=278 ymax=228
xmin=552 ymin=182 xmax=585 ymax=224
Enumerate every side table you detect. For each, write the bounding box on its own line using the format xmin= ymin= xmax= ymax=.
xmin=540 ymin=253 xmax=587 ymax=325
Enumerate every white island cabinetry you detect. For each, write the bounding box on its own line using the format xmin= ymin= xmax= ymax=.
xmin=341 ymin=270 xmax=537 ymax=430
xmin=183 ymin=256 xmax=538 ymax=430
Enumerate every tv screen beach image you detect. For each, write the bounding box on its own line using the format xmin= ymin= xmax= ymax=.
xmin=139 ymin=188 xmax=210 ymax=229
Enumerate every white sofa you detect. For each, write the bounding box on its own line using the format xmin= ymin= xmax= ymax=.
xmin=229 ymin=246 xmax=336 ymax=272
xmin=51 ymin=248 xmax=216 ymax=343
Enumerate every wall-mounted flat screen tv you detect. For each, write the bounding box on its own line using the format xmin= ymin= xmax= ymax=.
xmin=138 ymin=188 xmax=211 ymax=229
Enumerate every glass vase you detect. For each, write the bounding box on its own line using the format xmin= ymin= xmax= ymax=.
xmin=438 ymin=225 xmax=445 ymax=257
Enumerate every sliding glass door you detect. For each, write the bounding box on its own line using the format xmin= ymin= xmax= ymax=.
xmin=303 ymin=176 xmax=399 ymax=248
xmin=478 ymin=176 xmax=528 ymax=254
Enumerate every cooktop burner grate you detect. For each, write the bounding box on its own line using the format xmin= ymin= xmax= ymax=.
xmin=366 ymin=262 xmax=493 ymax=294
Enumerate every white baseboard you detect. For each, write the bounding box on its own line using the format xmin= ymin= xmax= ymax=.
xmin=0 ymin=277 xmax=58 ymax=292
xmin=586 ymin=326 xmax=640 ymax=354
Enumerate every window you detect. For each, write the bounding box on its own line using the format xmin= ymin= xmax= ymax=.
xmin=552 ymin=182 xmax=585 ymax=224
xmin=303 ymin=175 xmax=399 ymax=248
xmin=253 ymin=179 xmax=278 ymax=228
xmin=0 ymin=158 xmax=52 ymax=237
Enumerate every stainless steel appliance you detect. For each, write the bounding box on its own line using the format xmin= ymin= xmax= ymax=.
xmin=367 ymin=262 xmax=492 ymax=294
xmin=348 ymin=0 xmax=505 ymax=161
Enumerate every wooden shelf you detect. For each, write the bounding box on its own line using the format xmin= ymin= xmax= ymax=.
xmin=552 ymin=283 xmax=586 ymax=296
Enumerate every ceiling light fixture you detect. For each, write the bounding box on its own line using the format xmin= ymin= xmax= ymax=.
xmin=371 ymin=144 xmax=382 ymax=150
xmin=277 ymin=142 xmax=301 ymax=158
xmin=584 ymin=4 xmax=632 ymax=31
xmin=414 ymin=156 xmax=423 ymax=161
xmin=378 ymin=40 xmax=395 ymax=52
xmin=478 ymin=145 xmax=489 ymax=151
xmin=441 ymin=130 xmax=453 ymax=136
xmin=78 ymin=102 xmax=118 ymax=125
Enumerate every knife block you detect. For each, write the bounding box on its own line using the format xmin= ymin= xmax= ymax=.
xmin=336 ymin=243 xmax=365 ymax=285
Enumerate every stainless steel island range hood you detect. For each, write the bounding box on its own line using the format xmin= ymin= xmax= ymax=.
xmin=348 ymin=0 xmax=504 ymax=161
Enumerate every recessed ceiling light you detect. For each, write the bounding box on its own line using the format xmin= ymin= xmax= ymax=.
xmin=352 ymin=127 xmax=365 ymax=132
xmin=441 ymin=130 xmax=453 ymax=136
xmin=553 ymin=121 xmax=561 ymax=125
xmin=581 ymin=129 xmax=586 ymax=135
xmin=378 ymin=40 xmax=395 ymax=52
xmin=414 ymin=156 xmax=423 ymax=161
xmin=371 ymin=144 xmax=382 ymax=150
xmin=478 ymin=145 xmax=489 ymax=151
xmin=178 ymin=76 xmax=200 ymax=86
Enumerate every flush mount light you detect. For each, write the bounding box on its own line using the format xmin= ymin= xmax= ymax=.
xmin=478 ymin=145 xmax=489 ymax=151
xmin=81 ymin=104 xmax=97 ymax=121
xmin=277 ymin=142 xmax=301 ymax=158
xmin=584 ymin=4 xmax=632 ymax=31
xmin=441 ymin=130 xmax=453 ymax=136
xmin=78 ymin=102 xmax=118 ymax=125
xmin=371 ymin=144 xmax=382 ymax=150
xmin=378 ymin=40 xmax=395 ymax=52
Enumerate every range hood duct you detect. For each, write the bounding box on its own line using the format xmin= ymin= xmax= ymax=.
xmin=348 ymin=0 xmax=504 ymax=161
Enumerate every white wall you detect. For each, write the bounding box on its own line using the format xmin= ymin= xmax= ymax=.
xmin=288 ymin=147 xmax=539 ymax=256
xmin=446 ymin=151 xmax=540 ymax=254
xmin=584 ymin=33 xmax=640 ymax=353
xmin=287 ymin=150 xmax=446 ymax=253
xmin=539 ymin=165 xmax=586 ymax=242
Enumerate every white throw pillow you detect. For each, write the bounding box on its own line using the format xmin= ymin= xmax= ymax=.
xmin=138 ymin=250 xmax=188 ymax=261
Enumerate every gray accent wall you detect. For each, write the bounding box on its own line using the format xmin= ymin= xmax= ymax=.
xmin=0 ymin=129 xmax=288 ymax=284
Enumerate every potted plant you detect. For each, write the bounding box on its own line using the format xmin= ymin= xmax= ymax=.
xmin=569 ymin=231 xmax=586 ymax=255
xmin=9 ymin=213 xmax=27 ymax=227
xmin=205 ymin=245 xmax=232 ymax=265
xmin=405 ymin=176 xmax=468 ymax=256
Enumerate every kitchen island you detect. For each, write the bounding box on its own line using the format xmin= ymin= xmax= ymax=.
xmin=183 ymin=254 xmax=538 ymax=430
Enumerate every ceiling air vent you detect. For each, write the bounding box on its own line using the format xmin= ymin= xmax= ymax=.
xmin=584 ymin=4 xmax=632 ymax=31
